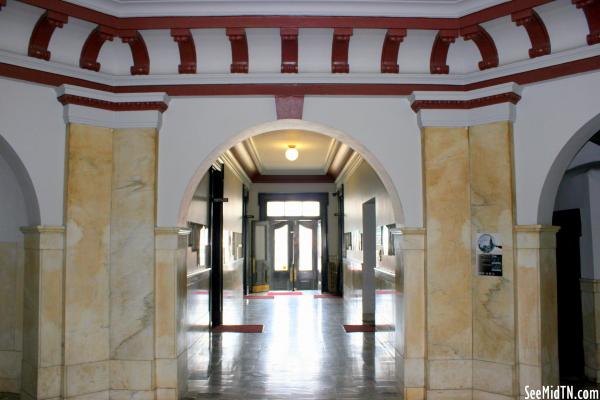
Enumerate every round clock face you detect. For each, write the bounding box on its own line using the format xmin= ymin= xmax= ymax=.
xmin=477 ymin=234 xmax=495 ymax=253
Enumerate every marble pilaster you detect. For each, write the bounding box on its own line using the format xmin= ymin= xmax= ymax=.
xmin=400 ymin=228 xmax=426 ymax=400
xmin=515 ymin=225 xmax=560 ymax=397
xmin=109 ymin=128 xmax=158 ymax=398
xmin=20 ymin=226 xmax=65 ymax=400
xmin=580 ymin=278 xmax=600 ymax=382
xmin=64 ymin=123 xmax=112 ymax=400
xmin=155 ymin=227 xmax=190 ymax=400
xmin=469 ymin=121 xmax=517 ymax=399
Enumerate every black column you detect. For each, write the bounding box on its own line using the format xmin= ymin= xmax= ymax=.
xmin=209 ymin=165 xmax=224 ymax=327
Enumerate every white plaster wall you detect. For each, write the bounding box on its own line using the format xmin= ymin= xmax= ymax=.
xmin=0 ymin=78 xmax=66 ymax=225
xmin=513 ymin=69 xmax=600 ymax=225
xmin=0 ymin=154 xmax=28 ymax=242
xmin=158 ymin=95 xmax=421 ymax=228
xmin=223 ymin=164 xmax=244 ymax=234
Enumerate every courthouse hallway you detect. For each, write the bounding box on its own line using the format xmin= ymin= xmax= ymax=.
xmin=186 ymin=292 xmax=400 ymax=399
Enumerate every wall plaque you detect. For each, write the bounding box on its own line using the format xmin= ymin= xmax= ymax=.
xmin=476 ymin=233 xmax=503 ymax=276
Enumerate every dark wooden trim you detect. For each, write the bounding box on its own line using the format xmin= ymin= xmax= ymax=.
xmin=275 ymin=95 xmax=304 ymax=119
xmin=380 ymin=28 xmax=406 ymax=73
xmin=119 ymin=30 xmax=150 ymax=75
xmin=332 ymin=28 xmax=352 ymax=73
xmin=512 ymin=9 xmax=551 ymax=58
xmin=410 ymin=92 xmax=521 ymax=111
xmin=226 ymin=27 xmax=249 ymax=73
xmin=209 ymin=165 xmax=224 ymax=327
xmin=79 ymin=26 xmax=116 ymax=72
xmin=16 ymin=0 xmax=553 ymax=30
xmin=171 ymin=28 xmax=197 ymax=74
xmin=430 ymin=30 xmax=459 ymax=74
xmin=57 ymin=94 xmax=169 ymax=112
xmin=28 ymin=11 xmax=68 ymax=61
xmin=252 ymin=174 xmax=335 ymax=183
xmin=573 ymin=0 xmax=600 ymax=45
xmin=461 ymin=25 xmax=498 ymax=70
xmin=2 ymin=54 xmax=600 ymax=97
xmin=280 ymin=27 xmax=298 ymax=73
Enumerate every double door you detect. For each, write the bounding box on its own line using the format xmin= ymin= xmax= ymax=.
xmin=270 ymin=219 xmax=320 ymax=291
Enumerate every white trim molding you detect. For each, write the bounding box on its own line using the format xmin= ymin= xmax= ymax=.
xmin=409 ymin=82 xmax=522 ymax=128
xmin=55 ymin=84 xmax=170 ymax=129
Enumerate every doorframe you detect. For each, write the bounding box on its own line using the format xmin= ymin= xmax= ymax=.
xmin=258 ymin=192 xmax=330 ymax=292
xmin=209 ymin=163 xmax=225 ymax=327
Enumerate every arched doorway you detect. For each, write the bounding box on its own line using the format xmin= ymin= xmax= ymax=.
xmin=173 ymin=120 xmax=411 ymax=398
xmin=0 ymin=134 xmax=40 ymax=395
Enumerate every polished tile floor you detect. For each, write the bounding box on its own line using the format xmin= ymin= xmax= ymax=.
xmin=186 ymin=291 xmax=402 ymax=399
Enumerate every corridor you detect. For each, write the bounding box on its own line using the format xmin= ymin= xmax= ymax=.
xmin=186 ymin=292 xmax=400 ymax=399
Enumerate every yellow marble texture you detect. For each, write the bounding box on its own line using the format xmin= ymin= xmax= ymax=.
xmin=515 ymin=225 xmax=560 ymax=394
xmin=110 ymin=128 xmax=157 ymax=363
xmin=64 ymin=124 xmax=112 ymax=396
xmin=423 ymin=127 xmax=472 ymax=361
xmin=0 ymin=241 xmax=20 ymax=392
xmin=581 ymin=279 xmax=600 ymax=382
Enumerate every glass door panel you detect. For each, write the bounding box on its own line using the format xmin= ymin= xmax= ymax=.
xmin=270 ymin=221 xmax=292 ymax=290
xmin=294 ymin=220 xmax=319 ymax=290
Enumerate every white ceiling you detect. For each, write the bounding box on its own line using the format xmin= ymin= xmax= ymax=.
xmin=64 ymin=0 xmax=509 ymax=18
xmin=248 ymin=130 xmax=336 ymax=175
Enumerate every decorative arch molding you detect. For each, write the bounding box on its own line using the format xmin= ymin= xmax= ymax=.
xmin=430 ymin=29 xmax=459 ymax=74
xmin=0 ymin=134 xmax=41 ymax=226
xmin=28 ymin=11 xmax=68 ymax=61
xmin=573 ymin=0 xmax=600 ymax=45
xmin=537 ymin=112 xmax=600 ymax=224
xmin=280 ymin=27 xmax=299 ymax=73
xmin=226 ymin=27 xmax=249 ymax=73
xmin=171 ymin=28 xmax=196 ymax=74
xmin=380 ymin=28 xmax=406 ymax=73
xmin=119 ymin=30 xmax=150 ymax=75
xmin=461 ymin=25 xmax=499 ymax=70
xmin=175 ymin=119 xmax=406 ymax=227
xmin=80 ymin=26 xmax=117 ymax=72
xmin=512 ymin=9 xmax=551 ymax=58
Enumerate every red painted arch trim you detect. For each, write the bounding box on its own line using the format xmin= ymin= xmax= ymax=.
xmin=275 ymin=95 xmax=303 ymax=119
xmin=28 ymin=11 xmax=68 ymax=61
xmin=332 ymin=28 xmax=352 ymax=73
xmin=79 ymin=26 xmax=116 ymax=72
xmin=411 ymin=92 xmax=521 ymax=111
xmin=380 ymin=29 xmax=406 ymax=73
xmin=0 ymin=0 xmax=6 ymax=10
xmin=512 ymin=9 xmax=551 ymax=58
xmin=171 ymin=28 xmax=196 ymax=74
xmin=461 ymin=25 xmax=499 ymax=70
xmin=573 ymin=0 xmax=600 ymax=45
xmin=58 ymin=93 xmax=168 ymax=112
xmin=16 ymin=0 xmax=553 ymax=30
xmin=280 ymin=27 xmax=298 ymax=73
xmin=430 ymin=30 xmax=459 ymax=74
xmin=252 ymin=174 xmax=335 ymax=183
xmin=226 ymin=28 xmax=249 ymax=73
xmin=120 ymin=30 xmax=150 ymax=75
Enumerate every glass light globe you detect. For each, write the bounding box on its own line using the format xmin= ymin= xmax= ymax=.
xmin=285 ymin=146 xmax=298 ymax=161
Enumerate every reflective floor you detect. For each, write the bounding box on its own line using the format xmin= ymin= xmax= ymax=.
xmin=186 ymin=291 xmax=401 ymax=399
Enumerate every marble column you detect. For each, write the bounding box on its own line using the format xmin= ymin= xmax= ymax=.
xmin=64 ymin=124 xmax=113 ymax=400
xmin=400 ymin=228 xmax=426 ymax=400
xmin=362 ymin=199 xmax=376 ymax=325
xmin=469 ymin=121 xmax=517 ymax=400
xmin=109 ymin=128 xmax=158 ymax=399
xmin=20 ymin=226 xmax=65 ymax=400
xmin=515 ymin=225 xmax=560 ymax=397
xmin=581 ymin=278 xmax=600 ymax=382
xmin=422 ymin=126 xmax=473 ymax=399
xmin=155 ymin=227 xmax=190 ymax=400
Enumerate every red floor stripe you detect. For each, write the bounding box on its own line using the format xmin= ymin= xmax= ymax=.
xmin=314 ymin=294 xmax=341 ymax=298
xmin=343 ymin=324 xmax=376 ymax=333
xmin=376 ymin=289 xmax=395 ymax=294
xmin=212 ymin=324 xmax=263 ymax=333
xmin=244 ymin=295 xmax=275 ymax=299
xmin=267 ymin=291 xmax=303 ymax=296
xmin=191 ymin=290 xmax=209 ymax=295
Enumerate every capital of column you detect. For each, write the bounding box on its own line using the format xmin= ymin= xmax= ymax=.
xmin=409 ymin=82 xmax=522 ymax=128
xmin=56 ymin=84 xmax=170 ymax=130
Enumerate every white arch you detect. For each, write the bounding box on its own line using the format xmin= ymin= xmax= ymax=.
xmin=176 ymin=119 xmax=406 ymax=227
xmin=537 ymin=112 xmax=600 ymax=224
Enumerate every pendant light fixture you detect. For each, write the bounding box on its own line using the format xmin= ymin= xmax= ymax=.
xmin=285 ymin=144 xmax=299 ymax=161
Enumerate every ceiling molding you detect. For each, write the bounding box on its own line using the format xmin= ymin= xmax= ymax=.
xmin=245 ymin=137 xmax=265 ymax=175
xmin=336 ymin=151 xmax=363 ymax=185
xmin=220 ymin=150 xmax=253 ymax=186
xmin=252 ymin=174 xmax=334 ymax=183
xmin=322 ymin=139 xmax=339 ymax=175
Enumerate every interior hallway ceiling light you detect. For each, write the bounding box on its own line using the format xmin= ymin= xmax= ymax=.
xmin=285 ymin=145 xmax=299 ymax=161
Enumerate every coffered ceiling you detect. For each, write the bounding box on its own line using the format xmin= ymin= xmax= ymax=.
xmin=228 ymin=130 xmax=355 ymax=183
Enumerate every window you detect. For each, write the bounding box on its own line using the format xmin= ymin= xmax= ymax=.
xmin=298 ymin=224 xmax=313 ymax=271
xmin=266 ymin=200 xmax=321 ymax=217
xmin=274 ymin=224 xmax=289 ymax=271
